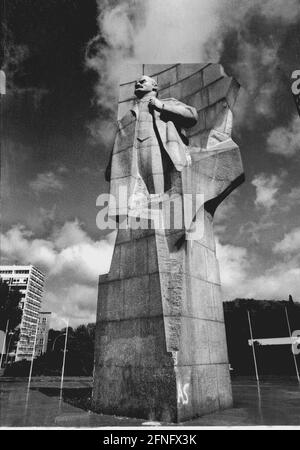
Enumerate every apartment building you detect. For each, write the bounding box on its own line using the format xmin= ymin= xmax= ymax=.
xmin=0 ymin=265 xmax=45 ymax=361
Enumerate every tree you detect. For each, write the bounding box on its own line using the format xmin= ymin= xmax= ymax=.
xmin=0 ymin=280 xmax=23 ymax=332
xmin=65 ymin=323 xmax=95 ymax=375
xmin=45 ymin=323 xmax=96 ymax=375
xmin=47 ymin=328 xmax=65 ymax=352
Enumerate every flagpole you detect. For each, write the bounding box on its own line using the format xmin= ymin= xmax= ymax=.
xmin=247 ymin=310 xmax=260 ymax=382
xmin=25 ymin=320 xmax=39 ymax=418
xmin=59 ymin=319 xmax=69 ymax=411
xmin=0 ymin=72 xmax=7 ymax=367
xmin=27 ymin=321 xmax=39 ymax=387
xmin=4 ymin=332 xmax=14 ymax=365
xmin=285 ymin=307 xmax=300 ymax=384
xmin=0 ymin=319 xmax=9 ymax=369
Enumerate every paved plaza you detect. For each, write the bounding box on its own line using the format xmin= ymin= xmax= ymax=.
xmin=1 ymin=376 xmax=300 ymax=427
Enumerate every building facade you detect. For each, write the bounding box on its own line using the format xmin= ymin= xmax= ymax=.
xmin=0 ymin=265 xmax=45 ymax=361
xmin=35 ymin=312 xmax=51 ymax=357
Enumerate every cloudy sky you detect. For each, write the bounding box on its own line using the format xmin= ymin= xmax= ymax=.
xmin=1 ymin=0 xmax=300 ymax=328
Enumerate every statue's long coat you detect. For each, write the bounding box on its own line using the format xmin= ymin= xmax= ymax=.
xmin=106 ymin=97 xmax=198 ymax=216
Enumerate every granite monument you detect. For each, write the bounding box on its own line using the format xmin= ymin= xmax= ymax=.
xmin=92 ymin=63 xmax=245 ymax=422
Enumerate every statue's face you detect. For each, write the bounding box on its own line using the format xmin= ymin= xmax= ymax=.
xmin=134 ymin=75 xmax=157 ymax=97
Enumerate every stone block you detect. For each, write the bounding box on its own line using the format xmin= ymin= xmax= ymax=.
xmin=208 ymin=320 xmax=228 ymax=364
xmin=187 ymin=130 xmax=209 ymax=148
xmin=96 ymin=282 xmax=109 ymax=322
xmin=97 ymin=279 xmax=124 ymax=321
xmin=199 ymin=210 xmax=215 ymax=252
xmin=177 ymin=63 xmax=208 ymax=81
xmin=214 ymin=147 xmax=243 ymax=183
xmin=111 ymin=364 xmax=176 ymax=422
xmin=176 ymin=364 xmax=222 ymax=420
xmin=187 ymin=109 xmax=206 ymax=136
xmin=143 ymin=64 xmax=176 ymax=78
xmin=205 ymin=248 xmax=221 ymax=285
xmin=120 ymin=238 xmax=148 ymax=278
xmin=217 ymin=363 xmax=233 ymax=409
xmin=190 ymin=152 xmax=217 ymax=180
xmin=177 ymin=317 xmax=210 ymax=366
xmin=107 ymin=244 xmax=121 ymax=281
xmin=208 ymin=107 xmax=232 ymax=138
xmin=192 ymin=365 xmax=220 ymax=415
xmin=175 ymin=365 xmax=193 ymax=420
xmin=205 ymin=100 xmax=228 ymax=130
xmin=159 ymin=85 xmax=171 ymax=99
xmin=94 ymin=325 xmax=125 ymax=366
xmin=184 ymin=87 xmax=209 ymax=111
xmin=116 ymin=227 xmax=131 ymax=244
xmin=98 ymin=273 xmax=109 ymax=284
xmin=187 ymin=241 xmax=207 ymax=281
xmin=147 ymin=235 xmax=159 ymax=273
xmin=169 ymin=81 xmax=185 ymax=100
xmin=123 ymin=275 xmax=150 ymax=319
xmin=92 ymin=365 xmax=122 ymax=410
xmin=129 ymin=218 xmax=155 ymax=240
xmin=226 ymin=77 xmax=240 ymax=110
xmin=184 ymin=276 xmax=214 ymax=320
xmin=180 ymin=72 xmax=203 ymax=98
xmin=95 ymin=317 xmax=168 ymax=364
xmin=207 ymin=77 xmax=233 ymax=105
xmin=157 ymin=66 xmax=178 ymax=88
xmin=149 ymin=273 xmax=163 ymax=316
xmin=212 ymin=283 xmax=225 ymax=322
xmin=202 ymin=63 xmax=225 ymax=87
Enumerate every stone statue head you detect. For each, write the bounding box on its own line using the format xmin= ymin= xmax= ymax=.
xmin=134 ymin=75 xmax=158 ymax=98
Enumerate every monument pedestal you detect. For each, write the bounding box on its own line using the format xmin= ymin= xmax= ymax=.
xmin=92 ymin=210 xmax=232 ymax=422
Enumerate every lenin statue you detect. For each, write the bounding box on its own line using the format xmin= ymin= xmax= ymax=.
xmin=93 ymin=64 xmax=244 ymax=423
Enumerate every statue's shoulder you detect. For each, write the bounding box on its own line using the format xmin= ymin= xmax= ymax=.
xmin=160 ymin=97 xmax=179 ymax=103
xmin=161 ymin=97 xmax=189 ymax=107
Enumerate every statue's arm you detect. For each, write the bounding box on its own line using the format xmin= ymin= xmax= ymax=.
xmin=105 ymin=123 xmax=120 ymax=182
xmin=160 ymin=98 xmax=198 ymax=128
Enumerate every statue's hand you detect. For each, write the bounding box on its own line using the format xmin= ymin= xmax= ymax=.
xmin=148 ymin=97 xmax=164 ymax=112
